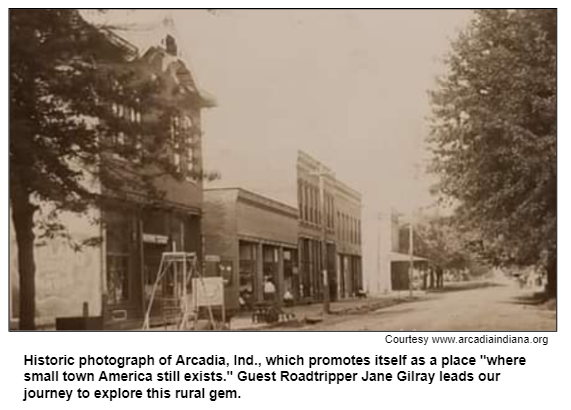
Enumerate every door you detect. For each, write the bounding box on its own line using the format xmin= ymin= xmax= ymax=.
xmin=143 ymin=242 xmax=168 ymax=314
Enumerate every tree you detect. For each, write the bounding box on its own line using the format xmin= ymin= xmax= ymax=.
xmin=428 ymin=10 xmax=556 ymax=296
xmin=10 ymin=10 xmax=212 ymax=329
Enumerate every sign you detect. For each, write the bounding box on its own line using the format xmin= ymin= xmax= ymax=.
xmin=142 ymin=233 xmax=169 ymax=245
xmin=191 ymin=277 xmax=224 ymax=308
xmin=205 ymin=254 xmax=221 ymax=263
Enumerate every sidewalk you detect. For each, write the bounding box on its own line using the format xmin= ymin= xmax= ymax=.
xmin=229 ymin=291 xmax=422 ymax=330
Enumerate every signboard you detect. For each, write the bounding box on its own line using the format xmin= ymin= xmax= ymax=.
xmin=142 ymin=233 xmax=169 ymax=245
xmin=205 ymin=254 xmax=221 ymax=263
xmin=191 ymin=277 xmax=224 ymax=308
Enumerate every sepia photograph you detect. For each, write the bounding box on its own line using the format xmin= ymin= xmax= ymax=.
xmin=9 ymin=9 xmax=557 ymax=331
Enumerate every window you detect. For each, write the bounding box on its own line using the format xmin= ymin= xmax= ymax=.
xmin=110 ymin=103 xmax=141 ymax=159
xmin=298 ymin=180 xmax=303 ymax=220
xmin=304 ymin=184 xmax=309 ymax=222
xmin=307 ymin=186 xmax=313 ymax=223
xmin=105 ymin=209 xmax=133 ymax=304
xmin=329 ymin=197 xmax=334 ymax=228
xmin=183 ymin=115 xmax=195 ymax=179
xmin=312 ymin=187 xmax=319 ymax=224
xmin=173 ymin=152 xmax=181 ymax=171
xmin=170 ymin=114 xmax=198 ymax=179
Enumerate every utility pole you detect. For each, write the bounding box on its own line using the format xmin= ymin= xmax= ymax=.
xmin=408 ymin=219 xmax=414 ymax=298
xmin=377 ymin=212 xmax=382 ymax=295
xmin=408 ymin=162 xmax=421 ymax=298
xmin=312 ymin=165 xmax=333 ymax=314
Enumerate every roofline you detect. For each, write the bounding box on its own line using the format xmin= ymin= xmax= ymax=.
xmin=205 ymin=187 xmax=299 ymax=216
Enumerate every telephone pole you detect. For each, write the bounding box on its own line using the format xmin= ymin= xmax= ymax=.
xmin=408 ymin=219 xmax=414 ymax=298
xmin=312 ymin=165 xmax=333 ymax=314
xmin=408 ymin=162 xmax=421 ymax=298
xmin=377 ymin=212 xmax=382 ymax=295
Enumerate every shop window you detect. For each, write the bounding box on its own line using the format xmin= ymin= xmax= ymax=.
xmin=239 ymin=242 xmax=256 ymax=294
xmin=106 ymin=254 xmax=129 ymax=304
xmin=105 ymin=208 xmax=134 ymax=304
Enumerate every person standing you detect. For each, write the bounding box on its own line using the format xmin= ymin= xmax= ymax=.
xmin=263 ymin=277 xmax=276 ymax=303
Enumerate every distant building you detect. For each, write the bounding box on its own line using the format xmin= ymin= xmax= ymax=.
xmin=203 ymin=151 xmax=363 ymax=308
xmin=366 ymin=211 xmax=428 ymax=294
xmin=297 ymin=151 xmax=362 ymax=301
xmin=335 ymin=179 xmax=363 ymax=298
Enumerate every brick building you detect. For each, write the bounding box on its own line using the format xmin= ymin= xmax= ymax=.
xmin=297 ymin=151 xmax=363 ymax=302
xmin=203 ymin=188 xmax=299 ymax=313
xmin=202 ymin=151 xmax=363 ymax=308
xmin=335 ymin=179 xmax=363 ymax=298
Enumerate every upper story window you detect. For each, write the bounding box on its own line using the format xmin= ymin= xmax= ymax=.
xmin=110 ymin=103 xmax=142 ymax=160
xmin=183 ymin=116 xmax=197 ymax=180
xmin=170 ymin=113 xmax=199 ymax=179
xmin=298 ymin=179 xmax=303 ymax=220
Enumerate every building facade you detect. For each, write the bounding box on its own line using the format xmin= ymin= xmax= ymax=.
xmin=335 ymin=179 xmax=363 ymax=299
xmin=297 ymin=152 xmax=337 ymax=302
xmin=10 ymin=32 xmax=213 ymax=329
xmin=101 ymin=34 xmax=213 ymax=328
xmin=202 ymin=152 xmax=363 ymax=310
xmin=203 ymin=188 xmax=299 ymax=313
xmin=297 ymin=151 xmax=363 ymax=303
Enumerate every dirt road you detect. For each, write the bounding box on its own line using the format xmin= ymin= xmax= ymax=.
xmin=303 ymin=282 xmax=556 ymax=331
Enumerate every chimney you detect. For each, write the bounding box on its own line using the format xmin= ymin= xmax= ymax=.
xmin=165 ymin=34 xmax=177 ymax=57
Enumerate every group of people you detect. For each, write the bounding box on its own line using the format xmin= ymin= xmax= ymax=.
xmin=239 ymin=277 xmax=295 ymax=311
xmin=414 ymin=265 xmax=445 ymax=290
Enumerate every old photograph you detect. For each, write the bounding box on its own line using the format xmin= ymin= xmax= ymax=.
xmin=9 ymin=9 xmax=556 ymax=331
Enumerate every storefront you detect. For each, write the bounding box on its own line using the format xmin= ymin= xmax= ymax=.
xmin=103 ymin=203 xmax=202 ymax=328
xmin=203 ymin=188 xmax=299 ymax=313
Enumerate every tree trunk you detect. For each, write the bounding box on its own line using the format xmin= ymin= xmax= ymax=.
xmin=546 ymin=254 xmax=556 ymax=299
xmin=11 ymin=187 xmax=37 ymax=330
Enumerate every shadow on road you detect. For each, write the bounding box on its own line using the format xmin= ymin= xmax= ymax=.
xmin=426 ymin=281 xmax=502 ymax=294
xmin=371 ymin=307 xmax=418 ymax=316
xmin=505 ymin=291 xmax=556 ymax=311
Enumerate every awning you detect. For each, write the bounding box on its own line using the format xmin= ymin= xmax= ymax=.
xmin=390 ymin=252 xmax=429 ymax=262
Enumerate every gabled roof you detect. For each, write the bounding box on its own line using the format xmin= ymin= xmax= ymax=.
xmin=83 ymin=10 xmax=215 ymax=108
xmin=140 ymin=46 xmax=216 ymax=108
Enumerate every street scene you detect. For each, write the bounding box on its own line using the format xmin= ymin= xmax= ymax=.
xmin=9 ymin=10 xmax=556 ymax=331
xmin=290 ymin=281 xmax=556 ymax=332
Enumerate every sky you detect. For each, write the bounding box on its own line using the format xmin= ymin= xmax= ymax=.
xmin=92 ymin=9 xmax=473 ymax=215
xmin=84 ymin=9 xmax=475 ymax=292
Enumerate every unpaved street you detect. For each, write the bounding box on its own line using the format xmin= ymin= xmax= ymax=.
xmin=303 ymin=282 xmax=556 ymax=331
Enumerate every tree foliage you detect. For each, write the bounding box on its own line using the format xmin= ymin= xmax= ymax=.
xmin=399 ymin=215 xmax=477 ymax=273
xmin=428 ymin=9 xmax=556 ymax=293
xmin=10 ymin=9 xmax=214 ymax=328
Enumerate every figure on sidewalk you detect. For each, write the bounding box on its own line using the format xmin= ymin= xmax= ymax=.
xmin=263 ymin=277 xmax=276 ymax=303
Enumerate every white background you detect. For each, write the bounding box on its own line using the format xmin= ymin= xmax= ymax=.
xmin=1 ymin=2 xmax=568 ymax=409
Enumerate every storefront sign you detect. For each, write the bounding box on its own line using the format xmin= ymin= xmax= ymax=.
xmin=205 ymin=254 xmax=221 ymax=263
xmin=142 ymin=233 xmax=169 ymax=245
